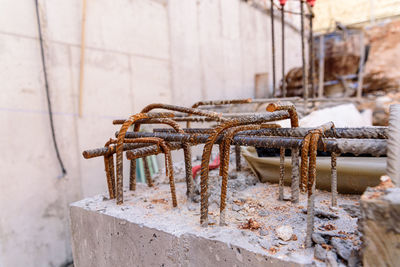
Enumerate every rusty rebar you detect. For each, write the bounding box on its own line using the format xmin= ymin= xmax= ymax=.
xmin=331 ymin=152 xmax=338 ymax=207
xmin=219 ymin=125 xmax=264 ymax=226
xmin=191 ymin=98 xmax=252 ymax=109
xmin=129 ymin=117 xmax=194 ymax=197
xmin=291 ymin=147 xmax=300 ymax=203
xmin=235 ymin=145 xmax=242 ymax=171
xmin=305 ymin=132 xmax=319 ymax=248
xmin=143 ymin=157 xmax=153 ymax=187
xmin=131 ymin=157 xmax=138 ymax=190
xmin=115 ymin=113 xmax=174 ymax=204
xmin=137 ymin=103 xmax=225 ymax=131
xmin=121 ymin=132 xmax=388 ymax=156
xmin=188 ymin=98 xmax=252 ymax=128
xmin=200 ymin=112 xmax=291 ymax=226
xmin=104 ymin=139 xmax=116 ymax=199
xmin=279 ymin=147 xmax=285 ymax=200
xmin=300 ymin=122 xmax=335 ymax=191
xmin=300 ymin=134 xmax=311 ymax=192
xmin=266 ymin=102 xmax=299 ymax=127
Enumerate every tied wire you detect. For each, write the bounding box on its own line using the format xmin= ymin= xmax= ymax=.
xmin=34 ymin=0 xmax=67 ymax=177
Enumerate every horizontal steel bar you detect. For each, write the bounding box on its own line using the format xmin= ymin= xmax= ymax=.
xmin=152 ymin=127 xmax=388 ymax=139
xmin=121 ymin=132 xmax=387 ymax=156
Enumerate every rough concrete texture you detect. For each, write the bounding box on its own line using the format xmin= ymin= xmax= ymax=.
xmin=359 ymin=180 xmax=400 ymax=267
xmin=0 ymin=0 xmax=303 ymax=265
xmin=71 ymin=158 xmax=361 ymax=267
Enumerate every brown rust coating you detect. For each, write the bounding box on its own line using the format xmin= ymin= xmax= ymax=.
xmin=126 ymin=142 xmax=184 ymax=159
xmin=191 ymin=98 xmax=252 ymax=108
xmin=129 ymin=159 xmax=136 ymax=191
xmin=103 ymin=139 xmax=116 ymax=199
xmin=157 ymin=141 xmax=178 ymax=207
xmin=300 ymin=122 xmax=335 ymax=191
xmin=266 ymin=102 xmax=299 ymax=127
xmin=188 ymin=99 xmax=251 ymax=128
xmin=307 ymin=133 xmax=320 ymax=197
xmin=235 ymin=145 xmax=241 ymax=171
xmin=300 ymin=133 xmax=311 ymax=192
xmin=200 ymin=112 xmax=290 ymax=226
xmin=279 ymin=147 xmax=285 ymax=200
xmin=331 ymin=152 xmax=338 ymax=207
xmin=137 ymin=103 xmax=225 ymax=131
xmin=143 ymin=157 xmax=154 ymax=187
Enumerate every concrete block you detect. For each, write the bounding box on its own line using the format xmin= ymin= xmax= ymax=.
xmin=70 ymin=187 xmax=310 ymax=267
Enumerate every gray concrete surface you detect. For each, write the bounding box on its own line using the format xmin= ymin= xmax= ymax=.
xmin=70 ymin=165 xmax=361 ymax=267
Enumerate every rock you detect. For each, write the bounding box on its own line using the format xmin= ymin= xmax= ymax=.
xmin=312 ymin=233 xmax=326 ymax=244
xmin=258 ymin=210 xmax=269 ymax=217
xmin=248 ymin=235 xmax=259 ymax=245
xmin=187 ymin=205 xmax=196 ymax=211
xmin=301 ymin=208 xmax=339 ymax=220
xmin=340 ymin=204 xmax=361 ymax=218
xmin=279 ymin=240 xmax=288 ymax=245
xmin=314 ymin=244 xmax=327 ymax=261
xmin=331 ymin=237 xmax=352 ymax=261
xmin=326 ymin=251 xmax=338 ymax=267
xmin=232 ymin=204 xmax=242 ymax=212
xmin=258 ymin=239 xmax=269 ymax=250
xmin=259 ymin=229 xmax=269 ymax=236
xmin=276 ymin=225 xmax=293 ymax=241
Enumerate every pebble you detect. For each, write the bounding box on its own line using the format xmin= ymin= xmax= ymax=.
xmin=276 ymin=225 xmax=293 ymax=241
xmin=326 ymin=251 xmax=338 ymax=267
xmin=258 ymin=210 xmax=269 ymax=217
xmin=314 ymin=244 xmax=327 ymax=261
xmin=258 ymin=239 xmax=270 ymax=250
xmin=259 ymin=229 xmax=269 ymax=236
xmin=312 ymin=233 xmax=326 ymax=244
xmin=232 ymin=204 xmax=242 ymax=212
xmin=331 ymin=237 xmax=352 ymax=261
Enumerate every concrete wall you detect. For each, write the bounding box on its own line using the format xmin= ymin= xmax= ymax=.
xmin=0 ymin=0 xmax=301 ymax=266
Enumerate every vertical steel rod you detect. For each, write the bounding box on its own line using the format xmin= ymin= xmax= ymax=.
xmin=279 ymin=147 xmax=285 ymax=200
xmin=291 ymin=147 xmax=300 ymax=203
xmin=235 ymin=145 xmax=242 ymax=171
xmin=271 ymin=0 xmax=277 ymax=97
xmin=309 ymin=11 xmax=315 ymax=98
xmin=281 ymin=4 xmax=286 ymax=97
xmin=300 ymin=0 xmax=308 ymax=106
xmin=357 ymin=32 xmax=365 ymax=99
xmin=318 ymin=35 xmax=325 ymax=98
xmin=331 ymin=152 xmax=338 ymax=206
xmin=129 ymin=159 xmax=137 ymax=190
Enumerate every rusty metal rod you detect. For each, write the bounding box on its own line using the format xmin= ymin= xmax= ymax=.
xmin=120 ymin=132 xmax=387 ymax=156
xmin=266 ymin=102 xmax=299 ymax=127
xmin=331 ymin=152 xmax=338 ymax=207
xmin=279 ymin=147 xmax=285 ymax=200
xmin=153 ymin=126 xmax=389 ymax=139
xmin=291 ymin=147 xmax=300 ymax=203
xmin=235 ymin=145 xmax=242 ymax=171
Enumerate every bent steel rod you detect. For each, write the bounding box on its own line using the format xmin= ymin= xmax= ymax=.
xmin=152 ymin=127 xmax=388 ymax=139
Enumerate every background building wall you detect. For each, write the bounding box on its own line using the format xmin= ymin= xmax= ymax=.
xmin=0 ymin=0 xmax=301 ymax=266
